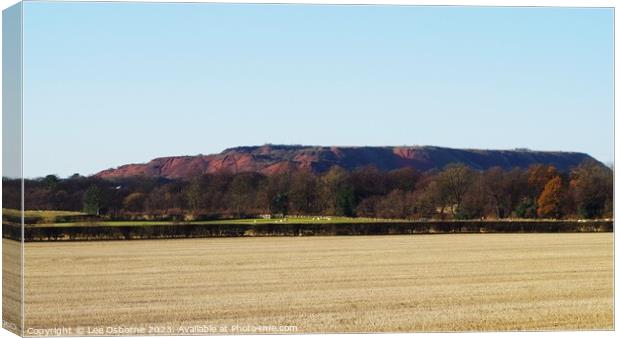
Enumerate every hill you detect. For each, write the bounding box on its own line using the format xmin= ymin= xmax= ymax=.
xmin=95 ymin=145 xmax=598 ymax=180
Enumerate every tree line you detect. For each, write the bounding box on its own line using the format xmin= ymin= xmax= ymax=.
xmin=2 ymin=160 xmax=613 ymax=221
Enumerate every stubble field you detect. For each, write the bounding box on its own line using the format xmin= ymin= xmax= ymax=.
xmin=11 ymin=233 xmax=614 ymax=334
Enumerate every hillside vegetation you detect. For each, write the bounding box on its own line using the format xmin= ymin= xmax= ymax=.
xmin=4 ymin=160 xmax=612 ymax=223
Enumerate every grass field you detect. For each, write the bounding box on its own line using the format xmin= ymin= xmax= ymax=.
xmin=9 ymin=233 xmax=613 ymax=334
xmin=4 ymin=211 xmax=405 ymax=227
xmin=2 ymin=209 xmax=87 ymax=225
xmin=2 ymin=209 xmax=85 ymax=218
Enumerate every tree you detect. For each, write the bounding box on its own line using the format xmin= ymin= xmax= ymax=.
xmin=270 ymin=193 xmax=289 ymax=217
xmin=228 ymin=173 xmax=264 ymax=216
xmin=537 ymin=176 xmax=565 ymax=218
xmin=53 ymin=190 xmax=69 ymax=209
xmin=482 ymin=167 xmax=511 ymax=218
xmin=503 ymin=168 xmax=529 ymax=217
xmin=17 ymin=160 xmax=612 ymax=221
xmin=411 ymin=178 xmax=443 ymax=219
xmin=459 ymin=173 xmax=489 ymax=219
xmin=186 ymin=177 xmax=206 ymax=212
xmin=43 ymin=174 xmax=60 ymax=190
xmin=386 ymin=167 xmax=420 ymax=192
xmin=356 ymin=196 xmax=380 ymax=217
xmin=83 ymin=185 xmax=103 ymax=215
xmin=206 ymin=173 xmax=234 ymax=212
xmin=375 ymin=190 xmax=409 ymax=219
xmin=569 ymin=160 xmax=613 ymax=219
xmin=263 ymin=173 xmax=292 ymax=216
xmin=350 ymin=166 xmax=387 ymax=203
xmin=289 ymin=171 xmax=319 ymax=214
xmin=515 ymin=197 xmax=537 ymax=218
xmin=320 ymin=167 xmax=355 ymax=216
xmin=437 ymin=164 xmax=473 ymax=216
xmin=2 ymin=178 xmax=22 ymax=210
xmin=335 ymin=185 xmax=356 ymax=217
xmin=145 ymin=181 xmax=188 ymax=212
xmin=527 ymin=164 xmax=559 ymax=198
xmin=123 ymin=192 xmax=146 ymax=212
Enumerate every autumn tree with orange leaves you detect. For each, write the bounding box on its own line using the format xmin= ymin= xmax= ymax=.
xmin=537 ymin=176 xmax=566 ymax=219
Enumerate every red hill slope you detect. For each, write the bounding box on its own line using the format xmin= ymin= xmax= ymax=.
xmin=96 ymin=145 xmax=598 ymax=180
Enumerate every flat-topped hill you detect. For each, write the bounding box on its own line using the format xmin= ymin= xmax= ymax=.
xmin=96 ymin=145 xmax=598 ymax=179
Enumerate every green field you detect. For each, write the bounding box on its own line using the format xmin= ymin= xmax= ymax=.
xmin=36 ymin=217 xmax=405 ymax=227
xmin=2 ymin=208 xmax=85 ymax=219
xmin=2 ymin=209 xmax=87 ymax=224
xmin=2 ymin=209 xmax=405 ymax=227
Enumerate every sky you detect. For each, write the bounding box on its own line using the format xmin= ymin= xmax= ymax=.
xmin=18 ymin=2 xmax=614 ymax=178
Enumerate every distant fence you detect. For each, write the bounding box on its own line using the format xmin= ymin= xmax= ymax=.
xmin=2 ymin=220 xmax=613 ymax=242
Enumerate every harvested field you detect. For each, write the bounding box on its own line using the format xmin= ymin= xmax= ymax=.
xmin=2 ymin=238 xmax=22 ymax=335
xmin=13 ymin=233 xmax=614 ymax=334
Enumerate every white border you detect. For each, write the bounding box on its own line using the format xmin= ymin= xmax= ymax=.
xmin=0 ymin=1 xmax=616 ymax=338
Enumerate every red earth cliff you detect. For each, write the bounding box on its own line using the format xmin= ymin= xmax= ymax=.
xmin=96 ymin=145 xmax=598 ymax=180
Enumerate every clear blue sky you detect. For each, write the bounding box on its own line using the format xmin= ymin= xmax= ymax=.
xmin=21 ymin=2 xmax=613 ymax=178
